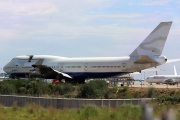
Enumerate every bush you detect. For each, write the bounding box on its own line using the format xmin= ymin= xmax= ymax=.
xmin=18 ymin=87 xmax=27 ymax=94
xmin=147 ymin=87 xmax=155 ymax=98
xmin=80 ymin=104 xmax=99 ymax=120
xmin=0 ymin=83 xmax=16 ymax=94
xmin=55 ymin=83 xmax=73 ymax=95
xmin=105 ymin=87 xmax=118 ymax=99
xmin=117 ymin=86 xmax=133 ymax=99
xmin=77 ymin=80 xmax=108 ymax=98
xmin=133 ymin=91 xmax=140 ymax=98
xmin=156 ymin=94 xmax=180 ymax=104
xmin=119 ymin=86 xmax=129 ymax=93
xmin=47 ymin=83 xmax=56 ymax=95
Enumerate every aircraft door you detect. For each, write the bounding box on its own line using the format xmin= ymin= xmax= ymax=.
xmin=13 ymin=66 xmax=18 ymax=72
xmin=60 ymin=63 xmax=64 ymax=72
xmin=84 ymin=63 xmax=88 ymax=72
xmin=122 ymin=63 xmax=126 ymax=71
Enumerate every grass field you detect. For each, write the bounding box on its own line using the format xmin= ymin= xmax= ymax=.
xmin=0 ymin=103 xmax=142 ymax=120
xmin=0 ymin=102 xmax=180 ymax=120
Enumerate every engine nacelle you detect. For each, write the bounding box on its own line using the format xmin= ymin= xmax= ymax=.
xmin=29 ymin=67 xmax=41 ymax=77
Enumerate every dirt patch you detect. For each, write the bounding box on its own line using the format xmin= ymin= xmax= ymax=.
xmin=127 ymin=87 xmax=179 ymax=97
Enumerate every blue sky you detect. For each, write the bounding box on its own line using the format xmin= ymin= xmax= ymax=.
xmin=0 ymin=0 xmax=180 ymax=79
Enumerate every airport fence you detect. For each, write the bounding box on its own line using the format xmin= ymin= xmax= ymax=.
xmin=0 ymin=95 xmax=153 ymax=109
xmin=0 ymin=95 xmax=176 ymax=120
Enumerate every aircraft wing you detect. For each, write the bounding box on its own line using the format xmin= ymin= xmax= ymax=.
xmin=53 ymin=69 xmax=72 ymax=79
xmin=32 ymin=64 xmax=73 ymax=79
xmin=134 ymin=55 xmax=158 ymax=64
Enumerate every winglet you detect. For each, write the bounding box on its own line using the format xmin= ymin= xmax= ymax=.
xmin=130 ymin=21 xmax=172 ymax=56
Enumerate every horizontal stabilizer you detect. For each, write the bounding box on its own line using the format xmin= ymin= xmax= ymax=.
xmin=134 ymin=55 xmax=158 ymax=64
xmin=166 ymin=59 xmax=180 ymax=63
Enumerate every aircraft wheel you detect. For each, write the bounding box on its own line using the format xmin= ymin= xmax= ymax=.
xmin=77 ymin=79 xmax=85 ymax=84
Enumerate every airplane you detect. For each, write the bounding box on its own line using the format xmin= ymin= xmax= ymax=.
xmin=0 ymin=73 xmax=10 ymax=80
xmin=145 ymin=66 xmax=180 ymax=85
xmin=0 ymin=76 xmax=10 ymax=81
xmin=3 ymin=21 xmax=174 ymax=83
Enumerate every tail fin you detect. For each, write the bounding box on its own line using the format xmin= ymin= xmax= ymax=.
xmin=174 ymin=65 xmax=177 ymax=76
xmin=130 ymin=21 xmax=172 ymax=56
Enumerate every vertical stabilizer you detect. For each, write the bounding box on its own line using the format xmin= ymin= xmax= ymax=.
xmin=130 ymin=21 xmax=172 ymax=56
xmin=174 ymin=65 xmax=177 ymax=76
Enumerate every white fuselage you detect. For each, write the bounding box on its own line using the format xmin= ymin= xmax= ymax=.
xmin=3 ymin=55 xmax=164 ymax=80
xmin=2 ymin=22 xmax=172 ymax=81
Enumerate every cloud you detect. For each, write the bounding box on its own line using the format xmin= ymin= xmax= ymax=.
xmin=0 ymin=0 xmax=179 ymax=54
xmin=0 ymin=29 xmax=18 ymax=39
xmin=0 ymin=1 xmax=57 ymax=15
xmin=0 ymin=0 xmax=112 ymax=39
xmin=129 ymin=0 xmax=173 ymax=6
xmin=0 ymin=29 xmax=19 ymax=51
xmin=54 ymin=0 xmax=111 ymax=12
xmin=0 ymin=11 xmax=173 ymax=43
xmin=0 ymin=0 xmax=111 ymax=16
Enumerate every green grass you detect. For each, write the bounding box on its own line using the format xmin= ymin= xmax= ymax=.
xmin=0 ymin=103 xmax=142 ymax=120
xmin=1 ymin=102 xmax=180 ymax=120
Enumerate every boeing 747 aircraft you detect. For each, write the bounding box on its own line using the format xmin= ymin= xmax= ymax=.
xmin=145 ymin=66 xmax=180 ymax=84
xmin=3 ymin=22 xmax=173 ymax=83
